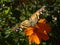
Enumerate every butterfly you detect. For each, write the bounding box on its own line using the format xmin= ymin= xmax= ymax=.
xmin=19 ymin=6 xmax=46 ymax=29
xmin=12 ymin=6 xmax=46 ymax=31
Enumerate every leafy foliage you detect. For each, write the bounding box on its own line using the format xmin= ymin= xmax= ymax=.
xmin=0 ymin=0 xmax=60 ymax=45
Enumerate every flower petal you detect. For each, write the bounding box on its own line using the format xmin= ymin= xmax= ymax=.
xmin=38 ymin=19 xmax=46 ymax=24
xmin=28 ymin=33 xmax=40 ymax=44
xmin=24 ymin=27 xmax=34 ymax=36
xmin=41 ymin=33 xmax=49 ymax=41
xmin=44 ymin=24 xmax=51 ymax=33
xmin=37 ymin=23 xmax=51 ymax=33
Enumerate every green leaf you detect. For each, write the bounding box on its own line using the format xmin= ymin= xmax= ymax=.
xmin=4 ymin=7 xmax=10 ymax=15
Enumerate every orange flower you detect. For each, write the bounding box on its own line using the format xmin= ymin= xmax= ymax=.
xmin=24 ymin=19 xmax=51 ymax=44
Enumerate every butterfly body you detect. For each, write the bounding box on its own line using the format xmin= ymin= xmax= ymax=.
xmin=29 ymin=10 xmax=40 ymax=26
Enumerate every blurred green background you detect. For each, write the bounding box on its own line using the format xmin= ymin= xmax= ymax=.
xmin=0 ymin=0 xmax=60 ymax=45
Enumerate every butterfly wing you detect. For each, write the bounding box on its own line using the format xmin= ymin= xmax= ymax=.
xmin=19 ymin=20 xmax=31 ymax=28
xmin=29 ymin=6 xmax=45 ymax=26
